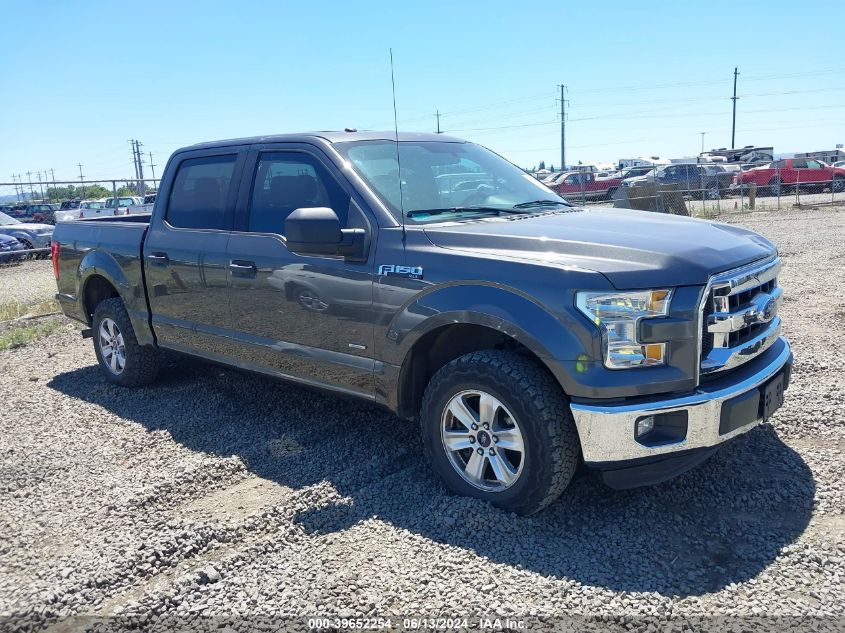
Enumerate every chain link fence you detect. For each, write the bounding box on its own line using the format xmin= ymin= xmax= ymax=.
xmin=544 ymin=160 xmax=845 ymax=216
xmin=0 ymin=178 xmax=160 ymax=266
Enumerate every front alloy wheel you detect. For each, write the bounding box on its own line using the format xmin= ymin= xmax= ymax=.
xmin=420 ymin=350 xmax=580 ymax=515
xmin=98 ymin=317 xmax=126 ymax=374
xmin=441 ymin=390 xmax=525 ymax=491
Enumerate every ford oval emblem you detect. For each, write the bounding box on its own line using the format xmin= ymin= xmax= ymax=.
xmin=763 ymin=297 xmax=777 ymax=321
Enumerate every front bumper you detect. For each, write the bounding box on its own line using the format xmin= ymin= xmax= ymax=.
xmin=570 ymin=336 xmax=792 ymax=483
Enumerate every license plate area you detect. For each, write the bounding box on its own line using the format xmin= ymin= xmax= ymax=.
xmin=719 ymin=369 xmax=786 ymax=435
xmin=761 ymin=373 xmax=785 ymax=421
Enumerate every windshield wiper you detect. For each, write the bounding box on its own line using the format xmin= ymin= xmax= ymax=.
xmin=512 ymin=199 xmax=572 ymax=209
xmin=406 ymin=206 xmax=506 ymax=218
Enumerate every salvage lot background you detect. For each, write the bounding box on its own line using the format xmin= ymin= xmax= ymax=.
xmin=1 ymin=207 xmax=843 ymax=630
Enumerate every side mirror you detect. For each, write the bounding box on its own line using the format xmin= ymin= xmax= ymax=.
xmin=285 ymin=207 xmax=366 ymax=260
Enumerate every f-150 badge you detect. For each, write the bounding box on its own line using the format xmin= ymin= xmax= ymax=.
xmin=378 ymin=264 xmax=423 ymax=279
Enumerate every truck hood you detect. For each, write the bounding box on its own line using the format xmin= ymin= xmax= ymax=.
xmin=0 ymin=223 xmax=52 ymax=233
xmin=423 ymin=207 xmax=775 ymax=288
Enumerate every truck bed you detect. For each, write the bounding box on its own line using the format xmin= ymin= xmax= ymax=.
xmin=53 ymin=214 xmax=152 ymax=340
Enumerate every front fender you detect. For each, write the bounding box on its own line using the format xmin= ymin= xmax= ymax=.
xmin=385 ymin=283 xmax=595 ymax=393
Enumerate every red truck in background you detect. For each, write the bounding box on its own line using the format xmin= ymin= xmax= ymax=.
xmin=549 ymin=171 xmax=624 ymax=201
xmin=733 ymin=158 xmax=845 ymax=195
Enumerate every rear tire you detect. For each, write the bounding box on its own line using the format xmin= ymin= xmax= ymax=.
xmin=833 ymin=176 xmax=845 ymax=193
xmin=420 ymin=350 xmax=580 ymax=515
xmin=92 ymin=298 xmax=161 ymax=387
xmin=764 ymin=177 xmax=782 ymax=197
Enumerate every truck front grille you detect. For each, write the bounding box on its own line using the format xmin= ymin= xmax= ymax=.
xmin=700 ymin=257 xmax=782 ymax=376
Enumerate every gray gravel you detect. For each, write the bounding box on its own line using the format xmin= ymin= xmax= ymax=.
xmin=0 ymin=259 xmax=56 ymax=315
xmin=0 ymin=207 xmax=843 ymax=632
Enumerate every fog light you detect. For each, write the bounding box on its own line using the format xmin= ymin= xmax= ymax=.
xmin=636 ymin=416 xmax=655 ymax=438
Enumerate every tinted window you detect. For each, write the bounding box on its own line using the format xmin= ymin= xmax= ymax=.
xmin=805 ymin=160 xmax=822 ymax=168
xmin=791 ymin=159 xmax=808 ymax=169
xmin=167 ymin=155 xmax=236 ymax=229
xmin=247 ymin=152 xmax=350 ymax=235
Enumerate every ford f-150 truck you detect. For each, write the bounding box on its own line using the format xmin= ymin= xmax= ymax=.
xmin=52 ymin=131 xmax=792 ymax=515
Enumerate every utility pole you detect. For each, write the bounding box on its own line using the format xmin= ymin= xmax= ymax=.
xmin=435 ymin=110 xmax=441 ymax=134
xmin=78 ymin=163 xmax=85 ymax=199
xmin=731 ymin=67 xmax=739 ymax=149
xmin=49 ymin=168 xmax=56 ymax=202
xmin=130 ymin=140 xmax=140 ymax=186
xmin=148 ymin=152 xmax=156 ymax=182
xmin=135 ymin=140 xmax=145 ymax=195
xmin=26 ymin=171 xmax=34 ymax=200
xmin=700 ymin=132 xmax=706 ymax=154
xmin=559 ymin=84 xmax=568 ymax=170
xmin=11 ymin=175 xmax=19 ymax=202
xmin=37 ymin=171 xmax=45 ymax=201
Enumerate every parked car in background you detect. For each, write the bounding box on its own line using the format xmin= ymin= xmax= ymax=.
xmin=0 ymin=210 xmax=53 ymax=252
xmin=11 ymin=203 xmax=59 ymax=224
xmin=0 ymin=233 xmax=26 ymax=263
xmin=60 ymin=200 xmax=81 ymax=211
xmin=549 ymin=171 xmax=623 ymax=201
xmin=624 ymin=163 xmax=732 ymax=199
xmin=833 ymin=161 xmax=845 ymax=169
xmin=143 ymin=192 xmax=157 ymax=204
xmin=103 ymin=196 xmax=145 ymax=215
xmin=54 ymin=200 xmax=108 ymax=222
xmin=732 ymin=158 xmax=845 ymax=195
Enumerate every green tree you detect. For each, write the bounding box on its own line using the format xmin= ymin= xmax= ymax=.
xmin=538 ymin=161 xmax=546 ymax=170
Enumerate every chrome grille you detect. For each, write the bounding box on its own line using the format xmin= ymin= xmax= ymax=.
xmin=700 ymin=257 xmax=782 ymax=376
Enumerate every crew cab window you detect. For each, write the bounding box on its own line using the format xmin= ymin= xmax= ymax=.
xmin=791 ymin=159 xmax=808 ymax=169
xmin=805 ymin=160 xmax=822 ymax=168
xmin=247 ymin=152 xmax=349 ymax=235
xmin=167 ymin=155 xmax=236 ymax=230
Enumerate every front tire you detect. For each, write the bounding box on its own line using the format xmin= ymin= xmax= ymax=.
xmin=92 ymin=298 xmax=161 ymax=387
xmin=420 ymin=350 xmax=580 ymax=515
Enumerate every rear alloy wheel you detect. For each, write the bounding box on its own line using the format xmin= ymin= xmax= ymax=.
xmin=98 ymin=318 xmax=126 ymax=375
xmin=420 ymin=350 xmax=580 ymax=515
xmin=92 ymin=297 xmax=161 ymax=387
xmin=17 ymin=238 xmax=35 ymax=260
xmin=765 ymin=177 xmax=782 ymax=197
xmin=833 ymin=176 xmax=845 ymax=193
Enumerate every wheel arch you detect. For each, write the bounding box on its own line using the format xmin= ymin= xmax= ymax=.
xmin=78 ymin=250 xmax=155 ymax=346
xmin=387 ymin=284 xmax=587 ymax=419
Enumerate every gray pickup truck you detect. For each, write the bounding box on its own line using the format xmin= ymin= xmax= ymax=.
xmin=52 ymin=131 xmax=792 ymax=514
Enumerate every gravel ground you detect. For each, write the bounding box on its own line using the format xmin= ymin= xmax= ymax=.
xmin=0 ymin=260 xmax=56 ymax=313
xmin=0 ymin=207 xmax=843 ymax=632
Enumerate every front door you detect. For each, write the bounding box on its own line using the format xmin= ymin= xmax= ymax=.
xmin=144 ymin=150 xmax=244 ymax=357
xmin=226 ymin=146 xmax=376 ymax=397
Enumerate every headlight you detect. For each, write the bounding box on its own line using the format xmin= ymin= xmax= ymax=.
xmin=576 ymin=289 xmax=673 ymax=369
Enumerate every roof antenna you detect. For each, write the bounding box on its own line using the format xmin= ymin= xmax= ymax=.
xmin=390 ymin=48 xmax=406 ymax=239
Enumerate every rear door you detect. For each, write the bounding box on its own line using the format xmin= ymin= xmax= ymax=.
xmin=802 ymin=159 xmax=829 ymax=189
xmin=144 ymin=148 xmax=246 ymax=357
xmin=225 ymin=143 xmax=376 ymax=396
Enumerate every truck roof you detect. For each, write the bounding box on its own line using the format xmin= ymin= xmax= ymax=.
xmin=180 ymin=131 xmax=467 ymax=153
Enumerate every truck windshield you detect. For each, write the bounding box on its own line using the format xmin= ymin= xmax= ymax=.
xmin=334 ymin=140 xmax=568 ymax=222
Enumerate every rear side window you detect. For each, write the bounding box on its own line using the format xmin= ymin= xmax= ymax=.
xmin=167 ymin=155 xmax=237 ymax=229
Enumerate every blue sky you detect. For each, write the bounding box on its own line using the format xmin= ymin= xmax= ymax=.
xmin=1 ymin=0 xmax=843 ymax=186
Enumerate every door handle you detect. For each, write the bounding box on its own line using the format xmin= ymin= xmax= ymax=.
xmin=229 ymin=260 xmax=257 ymax=278
xmin=146 ymin=252 xmax=168 ymax=265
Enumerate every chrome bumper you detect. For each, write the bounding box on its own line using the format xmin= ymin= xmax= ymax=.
xmin=570 ymin=337 xmax=792 ymax=464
